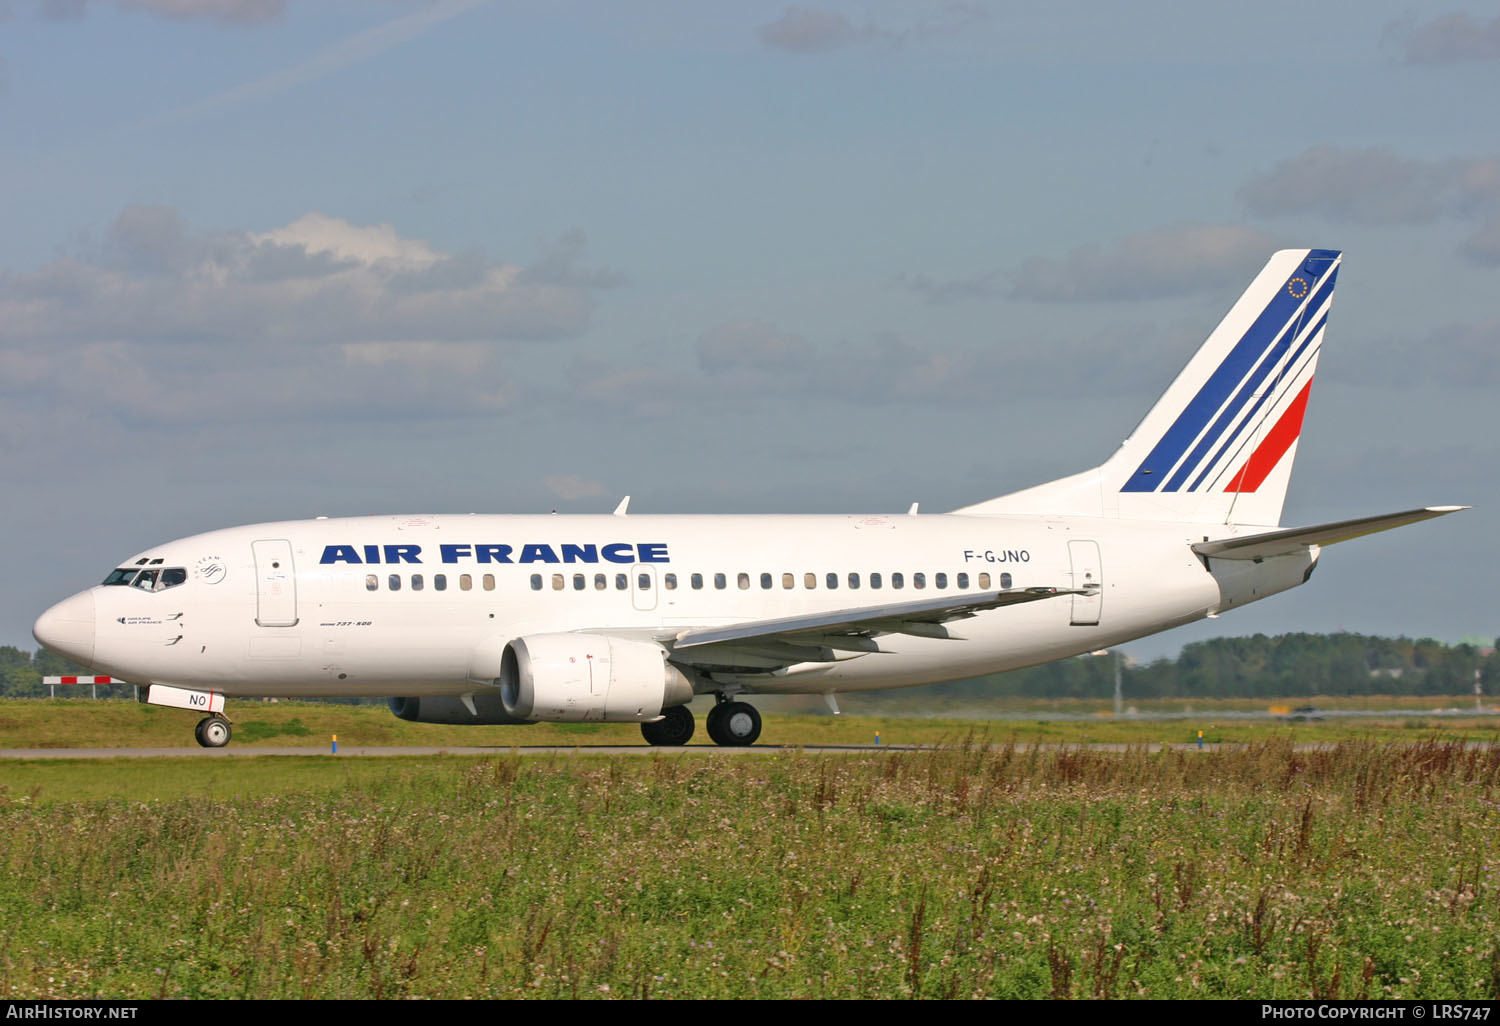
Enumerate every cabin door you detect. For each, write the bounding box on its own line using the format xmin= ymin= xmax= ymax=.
xmin=1068 ymin=539 xmax=1102 ymax=626
xmin=251 ymin=539 xmax=299 ymax=627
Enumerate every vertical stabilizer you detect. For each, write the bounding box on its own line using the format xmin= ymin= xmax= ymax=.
xmin=953 ymin=248 xmax=1340 ymax=526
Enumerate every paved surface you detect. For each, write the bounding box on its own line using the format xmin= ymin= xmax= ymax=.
xmin=7 ymin=740 xmax=1487 ymax=759
xmin=0 ymin=743 xmax=917 ymax=759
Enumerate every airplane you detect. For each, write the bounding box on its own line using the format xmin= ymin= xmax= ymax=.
xmin=32 ymin=248 xmax=1465 ymax=748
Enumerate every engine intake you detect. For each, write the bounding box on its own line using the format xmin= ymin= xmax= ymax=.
xmin=498 ymin=633 xmax=694 ymax=722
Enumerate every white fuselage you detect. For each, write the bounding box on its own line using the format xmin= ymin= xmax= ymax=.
xmin=60 ymin=511 xmax=1314 ymax=699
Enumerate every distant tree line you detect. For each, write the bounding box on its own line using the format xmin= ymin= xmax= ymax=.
xmin=0 ymin=645 xmax=126 ymax=698
xmin=4 ymin=633 xmax=1498 ymax=701
xmin=937 ymin=633 xmax=1500 ymax=702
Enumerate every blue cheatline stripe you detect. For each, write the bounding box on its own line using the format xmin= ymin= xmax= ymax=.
xmin=1190 ymin=307 xmax=1329 ymax=492
xmin=1178 ymin=269 xmax=1337 ymax=491
xmin=1172 ymin=269 xmax=1337 ymax=492
xmin=1121 ymin=252 xmax=1340 ymax=493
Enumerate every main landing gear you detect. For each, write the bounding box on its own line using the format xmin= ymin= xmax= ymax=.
xmin=707 ymin=699 xmax=761 ymax=747
xmin=194 ymin=714 xmax=232 ymax=749
xmin=640 ymin=704 xmax=695 ymax=746
xmin=638 ymin=698 xmax=763 ymax=747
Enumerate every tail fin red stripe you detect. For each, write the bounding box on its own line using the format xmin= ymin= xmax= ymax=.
xmin=1225 ymin=378 xmax=1314 ymax=493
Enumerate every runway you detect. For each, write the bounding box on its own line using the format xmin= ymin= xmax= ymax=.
xmin=4 ymin=740 xmax=1485 ymax=759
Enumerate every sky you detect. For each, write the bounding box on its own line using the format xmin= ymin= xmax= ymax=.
xmin=2 ymin=0 xmax=1497 ymax=663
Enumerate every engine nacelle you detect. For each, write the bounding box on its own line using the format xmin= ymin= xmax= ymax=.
xmin=387 ymin=694 xmax=535 ymax=725
xmin=498 ymin=633 xmax=694 ymax=722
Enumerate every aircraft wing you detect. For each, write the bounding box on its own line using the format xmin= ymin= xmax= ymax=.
xmin=1192 ymin=505 xmax=1468 ymax=561
xmin=668 ymin=587 xmax=1084 ymax=671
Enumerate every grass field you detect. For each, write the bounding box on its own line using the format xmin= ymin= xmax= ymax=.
xmin=4 ymin=696 xmax=1500 ymax=750
xmin=2 ymin=733 xmax=1499 ymax=998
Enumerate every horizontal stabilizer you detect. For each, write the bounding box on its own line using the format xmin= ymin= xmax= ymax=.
xmin=1192 ymin=506 xmax=1468 ymax=561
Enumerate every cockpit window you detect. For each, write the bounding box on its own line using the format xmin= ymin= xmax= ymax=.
xmin=104 ymin=566 xmax=187 ymax=591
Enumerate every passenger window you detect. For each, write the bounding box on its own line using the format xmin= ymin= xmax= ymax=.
xmin=483 ymin=574 xmax=495 ymax=591
xmin=892 ymin=572 xmax=904 ymax=590
xmin=826 ymin=573 xmax=838 ymax=590
xmin=957 ymin=572 xmax=969 ymax=589
xmin=737 ymin=573 xmax=750 ymax=590
xmin=460 ymin=574 xmax=473 ymax=591
xmin=848 ymin=572 xmax=860 ymax=589
xmin=665 ymin=573 xmax=677 ymax=590
xmin=530 ymin=574 xmax=542 ymax=591
xmin=616 ymin=573 xmax=628 ymax=590
xmin=935 ymin=572 xmax=947 ymax=589
xmin=978 ymin=572 xmax=991 ymax=589
xmin=804 ymin=573 xmax=816 ymax=589
xmin=639 ymin=573 xmax=652 ymax=590
xmin=595 ymin=573 xmax=607 ymax=591
xmin=691 ymin=573 xmax=704 ymax=590
xmin=366 ymin=574 xmax=378 ymax=591
xmin=913 ymin=572 xmax=926 ymax=590
xmin=1001 ymin=572 xmax=1013 ymax=589
xmin=782 ymin=573 xmax=794 ymax=589
xmin=434 ymin=574 xmax=447 ymax=592
xmin=714 ymin=573 xmax=727 ymax=590
xmin=552 ymin=574 xmax=565 ymax=591
xmin=412 ymin=574 xmax=424 ymax=592
xmin=760 ymin=573 xmax=772 ymax=590
xmin=573 ymin=574 xmax=586 ymax=591
xmin=870 ymin=572 xmax=882 ymax=589
xmin=389 ymin=575 xmax=401 ymax=591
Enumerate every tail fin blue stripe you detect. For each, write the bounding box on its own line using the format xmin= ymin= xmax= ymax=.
xmin=1190 ymin=307 xmax=1328 ymax=492
xmin=1170 ymin=269 xmax=1337 ymax=492
xmin=1120 ymin=251 xmax=1338 ymax=493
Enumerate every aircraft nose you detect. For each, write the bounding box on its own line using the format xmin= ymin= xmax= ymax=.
xmin=33 ymin=591 xmax=96 ymax=667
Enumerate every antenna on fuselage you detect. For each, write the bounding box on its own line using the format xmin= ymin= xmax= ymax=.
xmin=613 ymin=496 xmax=631 ymax=516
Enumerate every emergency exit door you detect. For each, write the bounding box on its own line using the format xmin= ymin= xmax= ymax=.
xmin=1068 ymin=539 xmax=1102 ymax=626
xmin=252 ymin=539 xmax=298 ymax=627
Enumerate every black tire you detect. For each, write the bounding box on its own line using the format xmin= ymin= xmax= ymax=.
xmin=196 ymin=715 xmax=231 ymax=748
xmin=706 ymin=701 xmax=760 ymax=747
xmin=641 ymin=704 xmax=695 ymax=746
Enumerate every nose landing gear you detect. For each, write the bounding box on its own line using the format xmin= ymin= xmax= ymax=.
xmin=194 ymin=715 xmax=232 ymax=748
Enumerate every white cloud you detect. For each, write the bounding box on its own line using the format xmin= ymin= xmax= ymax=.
xmin=904 ymin=223 xmax=1275 ymax=305
xmin=758 ymin=2 xmax=985 ymax=54
xmin=255 ymin=212 xmax=445 ymax=271
xmin=1384 ymin=12 xmax=1500 ymax=64
xmin=0 ymin=205 xmax=595 ymax=346
xmin=0 ymin=206 xmax=614 ymax=427
xmin=1241 ymin=146 xmax=1500 ymax=263
xmin=1240 ymin=146 xmax=1500 ymax=225
xmin=1460 ymin=216 xmax=1500 ymax=265
xmin=41 ymin=0 xmax=283 ymax=23
xmin=759 ymin=7 xmax=861 ymax=53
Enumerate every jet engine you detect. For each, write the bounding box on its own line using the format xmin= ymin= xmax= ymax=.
xmin=387 ymin=694 xmax=535 ymax=725
xmin=497 ymin=633 xmax=694 ymax=722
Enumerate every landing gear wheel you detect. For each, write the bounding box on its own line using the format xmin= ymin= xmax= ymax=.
xmin=195 ymin=715 xmax=232 ymax=749
xmin=641 ymin=704 xmax=695 ymax=746
xmin=706 ymin=701 xmax=761 ymax=747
